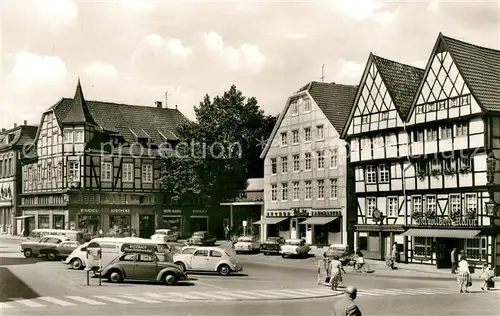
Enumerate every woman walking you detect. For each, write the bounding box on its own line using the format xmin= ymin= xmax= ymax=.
xmin=479 ymin=263 xmax=493 ymax=291
xmin=330 ymin=255 xmax=346 ymax=291
xmin=457 ymin=255 xmax=471 ymax=293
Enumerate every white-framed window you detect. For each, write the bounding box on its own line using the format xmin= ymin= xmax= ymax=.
xmin=366 ymin=197 xmax=376 ymax=217
xmin=305 ymin=153 xmax=311 ymax=170
xmin=101 ymin=162 xmax=112 ymax=182
xmin=304 ymin=127 xmax=311 ymax=142
xmin=361 ymin=115 xmax=369 ymax=124
xmin=47 ymin=163 xmax=52 ymax=179
xmin=456 ymin=122 xmax=468 ymax=137
xmin=350 ymin=139 xmax=359 ymax=151
xmin=293 ymin=155 xmax=300 ymax=172
xmin=387 ymin=197 xmax=398 ymax=217
xmin=366 ymin=165 xmax=376 ymax=184
xmin=281 ymin=156 xmax=288 ymax=173
xmin=280 ymin=132 xmax=287 ymax=146
xmin=37 ymin=165 xmax=42 ymax=183
xmin=463 ymin=237 xmax=487 ymax=261
xmin=465 ymin=193 xmax=477 ymax=214
xmin=416 ymin=105 xmax=424 ymax=114
xmin=438 ymin=100 xmax=446 ymax=110
xmin=271 ymin=184 xmax=278 ymax=202
xmin=373 ymin=135 xmax=384 ymax=148
xmin=304 ymin=98 xmax=311 ymax=112
xmin=271 ymin=158 xmax=277 ymax=174
xmin=378 ymin=165 xmax=390 ymax=183
xmin=330 ymin=149 xmax=338 ymax=169
xmin=317 ymin=151 xmax=324 ymax=169
xmin=63 ymin=130 xmax=73 ymax=143
xmin=330 ymin=179 xmax=338 ymax=199
xmin=292 ymin=130 xmax=299 ymax=144
xmin=68 ymin=161 xmax=80 ymax=182
xmin=142 ymin=164 xmax=153 ymax=183
xmin=361 ymin=137 xmax=371 ymax=150
xmin=281 ymin=183 xmax=288 ymax=201
xmin=427 ymin=102 xmax=436 ymax=111
xmin=292 ymin=182 xmax=300 ymax=200
xmin=461 ymin=95 xmax=470 ymax=106
xmin=291 ymin=102 xmax=298 ymax=115
xmin=414 ymin=237 xmax=432 ymax=258
xmin=460 ymin=157 xmax=471 ymax=169
xmin=430 ymin=159 xmax=441 ymax=171
xmin=123 ymin=163 xmax=134 ymax=182
xmin=449 ymin=97 xmax=459 ymax=107
xmin=427 ymin=128 xmax=438 ymax=141
xmin=317 ymin=180 xmax=324 ymax=199
xmin=75 ymin=130 xmax=84 ymax=143
xmin=413 ymin=130 xmax=424 ymax=142
xmin=412 ymin=196 xmax=422 ymax=214
xmin=316 ymin=125 xmax=324 ymax=140
xmin=380 ymin=111 xmax=389 ymax=120
xmin=449 ymin=194 xmax=461 ymax=215
xmin=440 ymin=126 xmax=452 ymax=139
xmin=305 ymin=181 xmax=312 ymax=200
xmin=426 ymin=195 xmax=437 ymax=215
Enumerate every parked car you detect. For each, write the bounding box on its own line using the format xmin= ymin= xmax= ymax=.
xmin=25 ymin=229 xmax=85 ymax=242
xmin=150 ymin=229 xmax=179 ymax=242
xmin=187 ymin=231 xmax=216 ymax=246
xmin=279 ymin=239 xmax=311 ymax=258
xmin=324 ymin=244 xmax=353 ymax=265
xmin=260 ymin=237 xmax=285 ymax=255
xmin=173 ymin=246 xmax=243 ymax=276
xmin=21 ymin=235 xmax=70 ymax=260
xmin=97 ymin=250 xmax=187 ymax=285
xmin=234 ymin=236 xmax=261 ymax=254
xmin=54 ymin=240 xmax=81 ymax=259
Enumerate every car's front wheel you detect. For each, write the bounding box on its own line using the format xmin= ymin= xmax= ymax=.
xmin=108 ymin=270 xmax=123 ymax=283
xmin=218 ymin=264 xmax=231 ymax=276
xmin=23 ymin=249 xmax=33 ymax=258
xmin=70 ymin=258 xmax=83 ymax=270
xmin=163 ymin=273 xmax=177 ymax=285
xmin=46 ymin=252 xmax=57 ymax=261
xmin=175 ymin=262 xmax=186 ymax=272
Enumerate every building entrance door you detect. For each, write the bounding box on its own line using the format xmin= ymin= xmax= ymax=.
xmin=436 ymin=238 xmax=459 ymax=269
xmin=139 ymin=215 xmax=155 ymax=238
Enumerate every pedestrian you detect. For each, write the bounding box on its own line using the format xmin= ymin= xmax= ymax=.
xmin=451 ymin=248 xmax=458 ymax=274
xmin=330 ymin=255 xmax=346 ymax=291
xmin=479 ymin=263 xmax=493 ymax=291
xmin=332 ymin=286 xmax=362 ymax=316
xmin=224 ymin=225 xmax=230 ymax=241
xmin=457 ymin=254 xmax=471 ymax=293
xmin=323 ymin=253 xmax=332 ymax=283
xmin=390 ymin=243 xmax=398 ymax=269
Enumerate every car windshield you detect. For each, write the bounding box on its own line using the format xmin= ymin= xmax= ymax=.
xmin=237 ymin=237 xmax=253 ymax=242
xmin=193 ymin=232 xmax=204 ymax=237
xmin=267 ymin=238 xmax=281 ymax=243
xmin=286 ymin=240 xmax=300 ymax=245
xmin=156 ymin=244 xmax=169 ymax=253
xmin=224 ymin=248 xmax=235 ymax=257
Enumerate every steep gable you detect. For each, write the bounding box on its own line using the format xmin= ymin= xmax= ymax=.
xmin=61 ymin=80 xmax=97 ymax=125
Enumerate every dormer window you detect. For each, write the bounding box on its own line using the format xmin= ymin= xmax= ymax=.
xmin=290 ymin=102 xmax=298 ymax=115
xmin=75 ymin=130 xmax=84 ymax=142
xmin=63 ymin=130 xmax=73 ymax=143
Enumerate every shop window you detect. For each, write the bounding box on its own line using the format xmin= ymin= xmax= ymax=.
xmin=413 ymin=237 xmax=432 ymax=258
xmin=53 ymin=215 xmax=65 ymax=229
xmin=108 ymin=215 xmax=131 ymax=237
xmin=78 ymin=215 xmax=100 ymax=235
xmin=38 ymin=215 xmax=49 ymax=229
xmin=358 ymin=236 xmax=368 ymax=251
xmin=464 ymin=237 xmax=487 ymax=261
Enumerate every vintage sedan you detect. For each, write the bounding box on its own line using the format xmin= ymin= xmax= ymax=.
xmin=54 ymin=240 xmax=81 ymax=259
xmin=260 ymin=237 xmax=285 ymax=255
xmin=21 ymin=235 xmax=70 ymax=260
xmin=324 ymin=244 xmax=353 ymax=266
xmin=151 ymin=229 xmax=179 ymax=242
xmin=98 ymin=250 xmax=187 ymax=285
xmin=173 ymin=246 xmax=242 ymax=276
xmin=234 ymin=236 xmax=261 ymax=254
xmin=279 ymin=239 xmax=311 ymax=258
xmin=187 ymin=231 xmax=216 ymax=246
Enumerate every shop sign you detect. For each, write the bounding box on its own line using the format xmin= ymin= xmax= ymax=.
xmin=39 ymin=210 xmax=51 ymax=215
xmin=163 ymin=209 xmax=182 ymax=214
xmin=266 ymin=211 xmax=292 ymax=217
xmin=312 ymin=210 xmax=341 ymax=217
xmin=415 ymin=218 xmax=478 ymax=227
xmin=80 ymin=208 xmax=100 ymax=214
xmin=110 ymin=208 xmax=130 ymax=214
xmin=52 ymin=210 xmax=66 ymax=214
xmin=192 ymin=209 xmax=206 ymax=214
xmin=293 ymin=209 xmax=310 ymax=217
xmin=0 ymin=182 xmax=12 ymax=201
xmin=120 ymin=243 xmax=155 ymax=252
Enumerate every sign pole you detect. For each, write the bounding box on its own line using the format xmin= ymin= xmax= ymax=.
xmin=98 ymin=249 xmax=102 ymax=286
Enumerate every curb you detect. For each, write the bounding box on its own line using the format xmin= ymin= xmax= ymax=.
xmin=181 ymin=291 xmax=342 ymax=302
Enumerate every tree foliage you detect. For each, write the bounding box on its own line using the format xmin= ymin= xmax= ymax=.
xmin=161 ymin=85 xmax=277 ymax=205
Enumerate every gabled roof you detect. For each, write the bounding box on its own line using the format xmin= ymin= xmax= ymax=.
xmin=0 ymin=125 xmax=38 ymax=153
xmin=61 ymin=79 xmax=97 ymax=125
xmin=407 ymin=33 xmax=500 ymax=116
xmin=260 ymin=82 xmax=357 ymax=158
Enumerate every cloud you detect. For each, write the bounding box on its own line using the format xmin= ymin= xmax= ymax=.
xmin=330 ymin=0 xmax=396 ymax=24
xmin=427 ymin=0 xmax=440 ymax=12
xmin=11 ymin=51 xmax=67 ymax=89
xmin=332 ymin=58 xmax=365 ymax=85
xmin=144 ymin=34 xmax=193 ymax=60
xmin=203 ymin=31 xmax=266 ymax=73
xmin=35 ymin=0 xmax=78 ymax=28
xmin=83 ymin=61 xmax=119 ymax=81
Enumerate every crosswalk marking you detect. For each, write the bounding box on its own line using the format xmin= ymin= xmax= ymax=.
xmin=169 ymin=292 xmax=213 ymax=300
xmin=93 ymin=296 xmax=133 ymax=304
xmin=295 ymin=289 xmax=332 ymax=296
xmin=255 ymin=289 xmax=300 ymax=297
xmin=0 ymin=302 xmax=14 ymax=309
xmin=233 ymin=290 xmax=271 ymax=298
xmin=144 ymin=293 xmax=188 ymax=302
xmin=120 ymin=295 xmax=160 ymax=304
xmin=38 ymin=296 xmax=76 ymax=306
xmin=188 ymin=292 xmax=232 ymax=300
xmin=66 ymin=296 xmax=106 ymax=306
xmin=212 ymin=291 xmax=253 ymax=299
xmin=13 ymin=299 xmax=46 ymax=307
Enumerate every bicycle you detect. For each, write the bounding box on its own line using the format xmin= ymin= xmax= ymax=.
xmin=352 ymin=262 xmax=371 ymax=273
xmin=385 ymin=255 xmax=397 ymax=269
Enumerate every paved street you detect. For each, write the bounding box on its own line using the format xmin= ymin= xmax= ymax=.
xmin=1 ymin=237 xmax=498 ymax=315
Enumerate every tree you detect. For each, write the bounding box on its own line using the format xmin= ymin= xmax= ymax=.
xmin=161 ymin=85 xmax=277 ymax=205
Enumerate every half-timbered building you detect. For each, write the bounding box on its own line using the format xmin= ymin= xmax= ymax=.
xmin=20 ymin=80 xmax=195 ymax=238
xmin=260 ymin=82 xmax=357 ymax=246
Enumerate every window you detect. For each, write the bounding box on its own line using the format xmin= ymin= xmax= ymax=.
xmin=460 ymin=157 xmax=471 ymax=169
xmin=281 ymin=156 xmax=288 ymax=173
xmin=304 ymin=128 xmax=311 ymax=141
xmin=438 ymin=100 xmax=446 ymax=110
xmin=121 ymin=254 xmax=136 ymax=261
xmin=138 ymin=254 xmax=154 ymax=262
xmin=47 ymin=163 xmax=52 ymax=179
xmin=210 ymin=250 xmax=222 ymax=257
xmin=416 ymin=105 xmax=423 ymax=114
xmin=293 ymin=155 xmax=300 ymax=172
xmin=182 ymin=248 xmax=196 ymax=255
xmin=292 ymin=130 xmax=299 ymax=144
xmin=440 ymin=126 xmax=452 ymax=139
xmin=366 ymin=197 xmax=376 ymax=217
xmin=416 ymin=161 xmax=429 ymax=174
xmin=413 ymin=130 xmax=424 ymax=142
xmin=57 ymin=163 xmax=62 ymax=181
xmin=68 ymin=162 xmax=79 ymax=182
xmin=449 ymin=194 xmax=461 ymax=215
xmin=317 ymin=151 xmax=324 ymax=169
xmin=378 ymin=165 xmax=390 ymax=183
xmin=412 ymin=196 xmax=422 ymax=214
xmin=316 ymin=125 xmax=324 ymax=140
xmin=304 ymin=98 xmax=311 ymax=112
xmin=380 ymin=111 xmax=389 ymax=120
xmin=291 ymin=102 xmax=298 ymax=115
xmin=271 ymin=158 xmax=277 ymax=174
xmin=373 ymin=135 xmax=384 ymax=148
xmin=430 ymin=159 xmax=441 ymax=172
xmin=366 ymin=165 xmax=376 ymax=184
xmin=271 ymin=184 xmax=278 ymax=202
xmin=461 ymin=95 xmax=470 ymax=106
xmin=465 ymin=193 xmax=477 ymax=215
xmin=63 ymin=130 xmax=73 ymax=143
xmin=361 ymin=115 xmax=369 ymax=124
xmin=193 ymin=250 xmax=209 ymax=257
xmin=387 ymin=197 xmax=398 ymax=217
xmin=330 ymin=179 xmax=338 ymax=199
xmin=443 ymin=158 xmax=456 ymax=171
xmin=305 ymin=181 xmax=312 ymax=200
xmin=426 ymin=195 xmax=437 ymax=215
xmin=142 ymin=164 xmax=153 ymax=183
xmin=427 ymin=128 xmax=438 ymax=141
xmin=101 ymin=162 xmax=112 ymax=182
xmin=456 ymin=122 xmax=468 ymax=137
xmin=317 ymin=180 xmax=324 ymax=199
xmin=281 ymin=183 xmax=288 ymax=201
xmin=305 ymin=153 xmax=311 ymax=170
xmin=449 ymin=97 xmax=459 ymax=107
xmin=280 ymin=132 xmax=287 ymax=146
xmin=427 ymin=102 xmax=436 ymax=111
xmin=293 ymin=182 xmax=300 ymax=200
xmin=37 ymin=165 xmax=42 ymax=183
xmin=351 ymin=139 xmax=359 ymax=151
xmin=414 ymin=237 xmax=432 ymax=258
xmin=463 ymin=237 xmax=487 ymax=261
xmin=123 ymin=163 xmax=134 ymax=182
xmin=330 ymin=149 xmax=338 ymax=168
xmin=75 ymin=130 xmax=84 ymax=143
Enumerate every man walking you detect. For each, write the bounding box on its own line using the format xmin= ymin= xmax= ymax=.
xmin=451 ymin=248 xmax=458 ymax=274
xmin=332 ymin=286 xmax=362 ymax=316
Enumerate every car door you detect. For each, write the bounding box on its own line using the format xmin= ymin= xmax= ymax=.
xmin=189 ymin=249 xmax=209 ymax=270
xmin=119 ymin=253 xmax=137 ymax=278
xmin=134 ymin=253 xmax=157 ymax=280
xmin=207 ymin=250 xmax=223 ymax=271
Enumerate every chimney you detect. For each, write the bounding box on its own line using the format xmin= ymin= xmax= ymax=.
xmin=175 ymin=105 xmax=178 ymax=110
xmin=24 ymin=120 xmax=27 ymax=126
xmin=14 ymin=123 xmax=17 ymax=128
xmin=155 ymin=101 xmax=162 ymax=108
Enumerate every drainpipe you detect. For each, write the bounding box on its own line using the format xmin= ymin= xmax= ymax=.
xmin=402 ymin=121 xmax=412 ymax=263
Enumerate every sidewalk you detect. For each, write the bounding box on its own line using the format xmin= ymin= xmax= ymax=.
xmin=0 ymin=234 xmax=26 ymax=241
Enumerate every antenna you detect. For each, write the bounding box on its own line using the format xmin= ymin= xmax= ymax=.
xmin=321 ymin=64 xmax=326 ymax=82
xmin=165 ymin=91 xmax=168 ymax=108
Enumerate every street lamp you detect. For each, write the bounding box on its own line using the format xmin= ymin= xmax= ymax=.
xmin=485 ymin=200 xmax=498 ymax=217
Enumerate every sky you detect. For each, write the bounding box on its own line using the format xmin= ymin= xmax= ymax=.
xmin=1 ymin=0 xmax=499 ymax=129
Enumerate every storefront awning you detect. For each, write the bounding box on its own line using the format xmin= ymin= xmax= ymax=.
xmin=300 ymin=217 xmax=339 ymax=225
xmin=14 ymin=215 xmax=34 ymax=219
xmin=401 ymin=229 xmax=481 ymax=238
xmin=253 ymin=217 xmax=288 ymax=225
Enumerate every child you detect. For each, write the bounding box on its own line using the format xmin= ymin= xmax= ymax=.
xmin=479 ymin=263 xmax=493 ymax=291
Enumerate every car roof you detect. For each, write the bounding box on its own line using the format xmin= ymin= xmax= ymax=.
xmin=181 ymin=246 xmax=223 ymax=251
xmin=43 ymin=235 xmax=68 ymax=240
xmin=122 ymin=250 xmax=156 ymax=254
